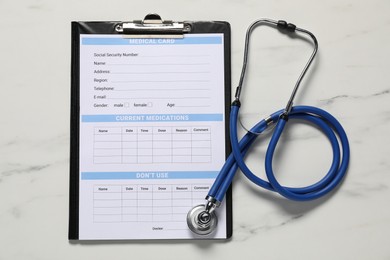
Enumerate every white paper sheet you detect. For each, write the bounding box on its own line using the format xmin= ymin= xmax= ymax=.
xmin=78 ymin=34 xmax=227 ymax=239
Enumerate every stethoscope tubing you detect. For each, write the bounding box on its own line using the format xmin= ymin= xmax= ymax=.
xmin=209 ymin=104 xmax=350 ymax=202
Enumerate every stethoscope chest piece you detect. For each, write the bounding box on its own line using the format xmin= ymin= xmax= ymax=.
xmin=187 ymin=205 xmax=218 ymax=235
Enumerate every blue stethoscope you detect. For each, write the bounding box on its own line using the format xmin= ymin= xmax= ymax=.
xmin=187 ymin=19 xmax=350 ymax=235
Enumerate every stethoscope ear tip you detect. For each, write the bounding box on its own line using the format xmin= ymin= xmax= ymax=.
xmin=187 ymin=205 xmax=218 ymax=236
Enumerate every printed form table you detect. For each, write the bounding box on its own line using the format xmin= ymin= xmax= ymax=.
xmin=93 ymin=184 xmax=210 ymax=224
xmin=94 ymin=126 xmax=212 ymax=164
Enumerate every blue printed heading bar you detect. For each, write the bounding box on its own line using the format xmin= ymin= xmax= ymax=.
xmin=81 ymin=113 xmax=223 ymax=123
xmin=82 ymin=37 xmax=222 ymax=45
xmin=81 ymin=171 xmax=218 ymax=180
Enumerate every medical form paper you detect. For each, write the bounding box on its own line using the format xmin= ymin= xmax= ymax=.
xmin=76 ymin=33 xmax=229 ymax=239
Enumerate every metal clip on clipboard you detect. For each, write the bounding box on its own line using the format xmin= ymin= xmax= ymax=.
xmin=115 ymin=13 xmax=191 ymax=38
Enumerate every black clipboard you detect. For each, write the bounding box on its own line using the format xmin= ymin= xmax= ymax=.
xmin=69 ymin=14 xmax=232 ymax=240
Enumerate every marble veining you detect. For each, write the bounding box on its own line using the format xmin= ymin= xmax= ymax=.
xmin=233 ymin=214 xmax=304 ymax=242
xmin=319 ymin=88 xmax=390 ymax=105
xmin=1 ymin=164 xmax=51 ymax=178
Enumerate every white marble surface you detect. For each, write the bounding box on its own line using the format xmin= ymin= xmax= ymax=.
xmin=1 ymin=0 xmax=389 ymax=259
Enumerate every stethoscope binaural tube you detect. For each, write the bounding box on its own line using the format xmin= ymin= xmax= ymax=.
xmin=187 ymin=19 xmax=350 ymax=236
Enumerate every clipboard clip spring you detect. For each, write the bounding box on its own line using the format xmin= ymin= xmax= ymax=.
xmin=115 ymin=13 xmax=191 ymax=38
